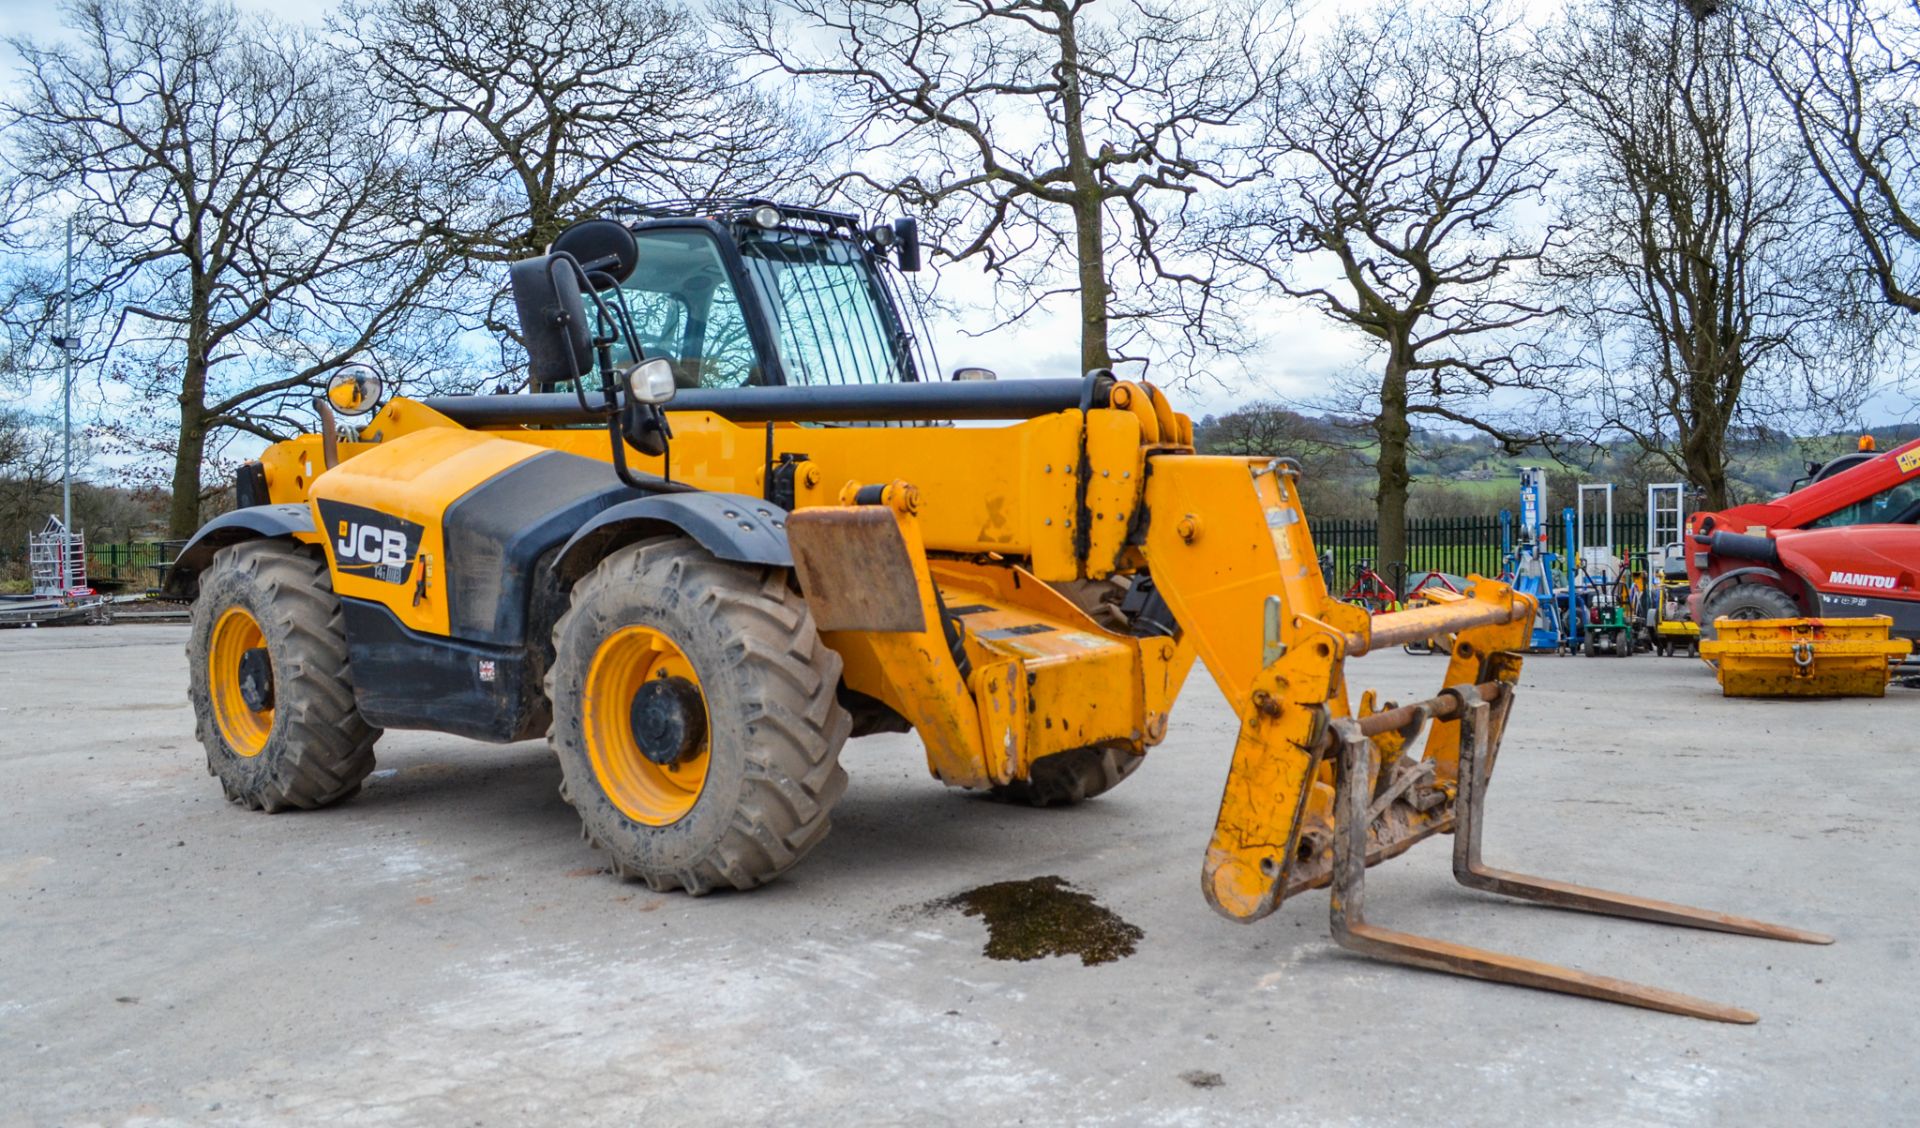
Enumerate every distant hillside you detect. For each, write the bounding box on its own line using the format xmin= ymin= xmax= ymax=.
xmin=1192 ymin=408 xmax=1920 ymax=520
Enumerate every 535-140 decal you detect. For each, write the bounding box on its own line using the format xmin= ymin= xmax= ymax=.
xmin=317 ymin=499 xmax=423 ymax=585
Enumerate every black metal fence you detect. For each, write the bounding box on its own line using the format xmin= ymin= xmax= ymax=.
xmin=11 ymin=517 xmax=1660 ymax=599
xmin=1310 ymin=511 xmax=1655 ymax=597
xmin=0 ymin=540 xmax=180 ymax=589
xmin=91 ymin=541 xmax=179 ymax=586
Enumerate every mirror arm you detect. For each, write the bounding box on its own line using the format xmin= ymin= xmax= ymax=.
xmin=313 ymin=394 xmax=341 ymax=470
xmin=606 ymin=407 xmax=693 ymax=494
xmin=577 ymin=276 xmax=683 ymax=481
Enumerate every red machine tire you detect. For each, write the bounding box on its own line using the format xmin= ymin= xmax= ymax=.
xmin=1699 ymin=582 xmax=1803 ymax=640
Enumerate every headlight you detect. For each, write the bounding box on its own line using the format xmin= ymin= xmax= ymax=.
xmin=625 ymin=357 xmax=677 ymax=406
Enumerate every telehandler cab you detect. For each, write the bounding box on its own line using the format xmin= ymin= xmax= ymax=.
xmin=171 ymin=200 xmax=1826 ymax=1021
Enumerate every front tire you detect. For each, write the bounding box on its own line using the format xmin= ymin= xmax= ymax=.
xmin=187 ymin=540 xmax=379 ymax=811
xmin=547 ymin=539 xmax=850 ymax=893
xmin=1700 ymin=581 xmax=1803 ymax=641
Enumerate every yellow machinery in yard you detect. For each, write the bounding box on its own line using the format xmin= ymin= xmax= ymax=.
xmin=1700 ymin=617 xmax=1912 ymax=697
xmin=168 ymin=202 xmax=1826 ymax=1022
xmin=1646 ymin=546 xmax=1701 ymax=657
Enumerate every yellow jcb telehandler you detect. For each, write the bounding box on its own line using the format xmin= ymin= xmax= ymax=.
xmin=169 ymin=200 xmax=1826 ymax=1022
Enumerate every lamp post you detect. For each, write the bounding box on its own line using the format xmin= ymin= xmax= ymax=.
xmin=62 ymin=216 xmax=73 ymax=589
xmin=48 ymin=217 xmax=80 ymax=592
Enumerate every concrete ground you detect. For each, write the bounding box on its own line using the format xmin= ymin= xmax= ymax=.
xmin=1 ymin=624 xmax=1915 ymax=1126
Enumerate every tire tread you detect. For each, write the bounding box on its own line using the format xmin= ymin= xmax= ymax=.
xmin=547 ymin=540 xmax=849 ymax=893
xmin=187 ymin=540 xmax=379 ymax=812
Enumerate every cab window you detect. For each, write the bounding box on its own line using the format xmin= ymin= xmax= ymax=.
xmin=1808 ymin=479 xmax=1920 ymax=528
xmin=610 ymin=229 xmax=760 ymax=388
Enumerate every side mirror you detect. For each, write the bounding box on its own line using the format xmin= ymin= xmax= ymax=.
xmin=325 ymin=364 xmax=384 ymax=416
xmin=624 ymin=357 xmax=677 ymax=405
xmin=892 ymin=217 xmax=921 ymax=272
xmin=551 ymin=218 xmax=639 ymax=291
xmin=509 ymin=252 xmax=593 ymax=390
xmin=950 ymin=366 xmax=996 ymax=381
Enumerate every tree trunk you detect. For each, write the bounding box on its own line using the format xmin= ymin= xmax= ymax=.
xmin=1685 ymin=434 xmax=1730 ymax=510
xmin=1054 ymin=3 xmax=1109 ymax=374
xmin=168 ymin=356 xmax=208 ymax=539
xmin=1374 ymin=353 xmax=1413 ymax=596
xmin=1680 ymin=365 xmax=1734 ymax=509
xmin=1072 ymin=192 xmax=1110 ymax=373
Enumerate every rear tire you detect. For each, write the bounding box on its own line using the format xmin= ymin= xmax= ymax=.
xmin=547 ymin=538 xmax=850 ymax=893
xmin=990 ymin=743 xmax=1143 ymax=807
xmin=1700 ymin=582 xmax=1803 ymax=641
xmin=186 ymin=540 xmax=379 ymax=812
xmin=1049 ymin=577 xmax=1131 ymax=633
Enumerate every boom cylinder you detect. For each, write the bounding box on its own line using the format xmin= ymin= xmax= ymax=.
xmin=1347 ymin=597 xmax=1530 ymax=656
xmin=421 ymin=377 xmax=1111 ymax=427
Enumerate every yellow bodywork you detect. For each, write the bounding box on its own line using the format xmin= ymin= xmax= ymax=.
xmin=1657 ymin=619 xmax=1701 ymax=641
xmin=257 ymin=379 xmax=1536 ymax=923
xmin=1701 ymin=617 xmax=1913 ymax=698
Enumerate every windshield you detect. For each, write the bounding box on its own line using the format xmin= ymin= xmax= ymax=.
xmin=1808 ymin=479 xmax=1920 ymax=528
xmin=738 ymin=229 xmax=916 ymax=385
xmin=597 ymin=221 xmax=929 ymax=392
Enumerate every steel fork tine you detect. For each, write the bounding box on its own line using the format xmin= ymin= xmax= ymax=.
xmin=1451 ymin=696 xmax=1833 ymax=946
xmin=1325 ymin=717 xmax=1761 ymax=1024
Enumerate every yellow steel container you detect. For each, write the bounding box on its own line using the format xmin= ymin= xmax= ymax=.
xmin=1700 ymin=616 xmax=1913 ymax=698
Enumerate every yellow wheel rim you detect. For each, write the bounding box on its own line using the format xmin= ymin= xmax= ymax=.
xmin=209 ymin=606 xmax=273 ymax=757
xmin=583 ymin=625 xmax=711 ymax=826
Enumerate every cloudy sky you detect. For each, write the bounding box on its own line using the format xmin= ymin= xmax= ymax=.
xmin=2 ymin=0 xmax=1906 ymax=433
xmin=0 ymin=0 xmax=1375 ymax=423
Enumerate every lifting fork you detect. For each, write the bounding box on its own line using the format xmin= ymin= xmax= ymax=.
xmin=1325 ymin=683 xmax=1832 ymax=1024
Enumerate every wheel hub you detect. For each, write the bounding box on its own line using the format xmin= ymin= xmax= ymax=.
xmin=208 ymin=606 xmax=274 ymax=758
xmin=238 ymin=647 xmax=275 ymax=712
xmin=583 ymin=624 xmax=711 ymax=826
xmin=630 ymin=676 xmax=707 ymax=765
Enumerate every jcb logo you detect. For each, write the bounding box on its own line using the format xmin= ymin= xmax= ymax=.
xmin=316 ymin=500 xmax=423 ymax=585
xmin=337 ymin=521 xmax=410 ymax=568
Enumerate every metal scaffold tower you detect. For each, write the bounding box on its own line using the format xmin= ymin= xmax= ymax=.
xmin=29 ymin=516 xmax=87 ymax=596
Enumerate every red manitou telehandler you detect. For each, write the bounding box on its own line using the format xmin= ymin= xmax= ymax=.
xmin=1687 ymin=437 xmax=1920 ymax=636
xmin=1686 ymin=437 xmax=1918 ymax=694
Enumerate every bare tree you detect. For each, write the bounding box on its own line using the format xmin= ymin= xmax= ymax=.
xmin=0 ymin=407 xmax=170 ymax=582
xmin=1 ymin=0 xmax=452 ymax=537
xmin=339 ymin=0 xmax=821 ymax=367
xmin=725 ymin=0 xmax=1285 ymax=377
xmin=1761 ymin=0 xmax=1920 ymax=316
xmin=1197 ymin=401 xmax=1373 ymax=514
xmin=1201 ymin=401 xmax=1321 ymax=456
xmin=0 ymin=408 xmax=78 ymax=556
xmin=1541 ymin=0 xmax=1883 ymax=508
xmin=1222 ymin=0 xmax=1559 ymax=581
xmin=1198 ymin=401 xmax=1364 ymax=461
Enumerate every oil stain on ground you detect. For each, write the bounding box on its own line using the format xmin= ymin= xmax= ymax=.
xmin=935 ymin=875 xmax=1142 ymax=966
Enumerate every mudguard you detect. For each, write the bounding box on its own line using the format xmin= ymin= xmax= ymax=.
xmin=553 ymin=491 xmax=793 ymax=582
xmin=164 ymin=504 xmax=315 ymax=596
xmin=1696 ymin=564 xmax=1787 ymax=605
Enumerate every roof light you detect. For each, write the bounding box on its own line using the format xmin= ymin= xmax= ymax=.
xmin=749 ymin=204 xmax=781 ymax=230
